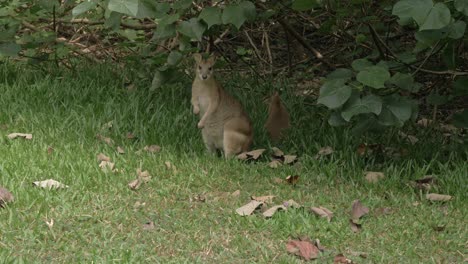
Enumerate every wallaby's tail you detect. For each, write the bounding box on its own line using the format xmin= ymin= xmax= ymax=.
xmin=265 ymin=92 xmax=290 ymax=142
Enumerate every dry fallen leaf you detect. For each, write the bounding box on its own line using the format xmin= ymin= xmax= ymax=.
xmin=283 ymin=155 xmax=298 ymax=165
xmin=33 ymin=179 xmax=68 ymax=189
xmin=334 ymin=253 xmax=353 ymax=263
xmin=142 ymin=221 xmax=155 ymax=230
xmin=117 ymin=146 xmax=125 ymax=154
xmin=285 ymin=175 xmax=299 ymax=185
xmin=316 ymin=146 xmax=334 ymax=158
xmin=164 ymin=161 xmax=177 ymax=173
xmin=237 ymin=149 xmax=266 ymax=160
xmin=268 ymin=159 xmax=282 ymax=168
xmin=126 ymin=132 xmax=136 ymax=139
xmin=411 ymin=175 xmax=437 ymax=191
xmin=350 ymin=200 xmax=369 ymax=220
xmin=398 ymin=131 xmax=419 ymax=145
xmin=97 ymin=153 xmax=111 ymax=162
xmin=364 ymin=171 xmax=385 ymax=183
xmin=45 ymin=218 xmax=54 ymax=229
xmin=47 ymin=146 xmax=54 ymax=155
xmin=251 ymin=195 xmax=275 ymax=203
xmin=271 ymin=147 xmax=284 ymax=158
xmin=0 ymin=186 xmax=14 ymax=208
xmin=7 ymin=133 xmax=33 ymax=140
xmin=263 ymin=205 xmax=287 ymax=218
xmin=272 ymin=177 xmax=284 ymax=184
xmin=374 ymin=207 xmax=394 ymax=217
xmin=236 ymin=200 xmax=263 ymax=216
xmin=310 ymin=206 xmax=334 ymax=222
xmin=283 ymin=199 xmax=301 ymax=208
xmin=286 ymin=239 xmax=320 ymax=260
xmin=99 ymin=161 xmax=115 ymax=172
xmin=96 ymin=134 xmax=114 ymax=146
xmin=426 ymin=193 xmax=452 ymax=202
xmin=190 ymin=194 xmax=206 ymax=203
xmin=231 ymin=190 xmax=241 ymax=197
xmin=144 ymin=145 xmax=161 ymax=153
xmin=100 ymin=121 xmax=113 ymax=131
xmin=128 ymin=179 xmax=141 ymax=190
xmin=349 ymin=219 xmax=362 ymax=233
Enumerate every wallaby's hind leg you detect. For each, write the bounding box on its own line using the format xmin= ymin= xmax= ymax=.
xmin=223 ymin=118 xmax=252 ymax=158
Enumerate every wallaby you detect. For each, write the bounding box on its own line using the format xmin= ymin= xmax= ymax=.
xmin=191 ymin=53 xmax=290 ymax=157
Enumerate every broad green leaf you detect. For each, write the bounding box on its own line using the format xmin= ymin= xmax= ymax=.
xmin=356 ymin=66 xmax=390 ymax=89
xmin=351 ymin=58 xmax=373 ymax=71
xmin=0 ymin=42 xmax=21 ymax=56
xmin=388 ymin=72 xmax=414 ymax=91
xmin=72 ymin=1 xmax=97 ymax=17
xmin=173 ymin=0 xmax=192 ymax=10
xmin=108 ymin=0 xmax=139 ymax=17
xmin=328 ymin=112 xmax=348 ymax=126
xmin=327 ymin=68 xmax=353 ymax=81
xmin=379 ymin=95 xmax=413 ymax=126
xmin=292 ymin=0 xmax=320 ymax=11
xmin=392 ymin=0 xmax=433 ymax=26
xmin=199 ymin=7 xmax=222 ymax=28
xmin=453 ymin=77 xmax=468 ymax=96
xmin=341 ymin=95 xmax=382 ymax=121
xmin=419 ymin=3 xmax=451 ymax=31
xmin=455 ymin=0 xmax=468 ymax=16
xmin=177 ymin=18 xmax=206 ymax=41
xmin=317 ymin=80 xmax=352 ymax=109
xmin=152 ymin=23 xmax=176 ymax=41
xmin=452 ymin=109 xmax=468 ymax=128
xmin=155 ymin=3 xmax=170 ymax=17
xmin=239 ymin=1 xmax=256 ymax=21
xmin=158 ymin=14 xmax=180 ymax=26
xmin=415 ymin=28 xmax=448 ymax=46
xmin=151 ymin=70 xmax=164 ymax=90
xmin=136 ymin=0 xmax=157 ymax=18
xmin=449 ymin=21 xmax=466 ymax=39
xmin=105 ymin=12 xmax=122 ymax=31
xmin=222 ymin=4 xmax=246 ymax=29
xmin=167 ymin=51 xmax=182 ymax=66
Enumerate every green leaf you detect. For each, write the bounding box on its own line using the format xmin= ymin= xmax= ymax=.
xmin=222 ymin=4 xmax=245 ymax=29
xmin=108 ymin=0 xmax=139 ymax=17
xmin=317 ymin=80 xmax=352 ymax=109
xmin=341 ymin=95 xmax=383 ymax=121
xmin=292 ymin=0 xmax=320 ymax=11
xmin=327 ymin=68 xmax=354 ymax=81
xmin=328 ymin=112 xmax=348 ymax=126
xmin=387 ymin=72 xmax=414 ymax=91
xmin=152 ymin=23 xmax=176 ymax=41
xmin=167 ymin=51 xmax=182 ymax=66
xmin=356 ymin=66 xmax=390 ymax=89
xmin=392 ymin=0 xmax=433 ymax=26
xmin=173 ymin=0 xmax=192 ymax=10
xmin=419 ymin=3 xmax=451 ymax=31
xmin=449 ymin=21 xmax=466 ymax=39
xmin=177 ymin=18 xmax=206 ymax=41
xmin=136 ymin=0 xmax=157 ymax=18
xmin=452 ymin=109 xmax=468 ymax=128
xmin=453 ymin=77 xmax=468 ymax=96
xmin=455 ymin=0 xmax=468 ymax=16
xmin=155 ymin=3 xmax=170 ymax=17
xmin=239 ymin=1 xmax=256 ymax=21
xmin=105 ymin=12 xmax=122 ymax=31
xmin=379 ymin=95 xmax=413 ymax=127
xmin=151 ymin=70 xmax=164 ymax=90
xmin=351 ymin=58 xmax=373 ymax=71
xmin=199 ymin=7 xmax=222 ymax=28
xmin=72 ymin=1 xmax=97 ymax=17
xmin=0 ymin=42 xmax=21 ymax=56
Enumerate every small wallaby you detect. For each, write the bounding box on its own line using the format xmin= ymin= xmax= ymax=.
xmin=191 ymin=53 xmax=253 ymax=157
xmin=265 ymin=91 xmax=291 ymax=142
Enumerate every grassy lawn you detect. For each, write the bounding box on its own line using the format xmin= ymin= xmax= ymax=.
xmin=0 ymin=63 xmax=466 ymax=263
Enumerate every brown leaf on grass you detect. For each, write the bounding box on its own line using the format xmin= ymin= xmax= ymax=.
xmin=432 ymin=224 xmax=446 ymax=232
xmin=137 ymin=168 xmax=151 ymax=183
xmin=96 ymin=134 xmax=114 ymax=146
xmin=426 ymin=193 xmax=452 ymax=202
xmin=99 ymin=161 xmax=115 ymax=172
xmin=33 ymin=179 xmax=69 ymax=189
xmin=285 ymin=175 xmax=299 ymax=185
xmin=47 ymin=146 xmax=54 ymax=155
xmin=350 ymin=200 xmax=369 ymax=220
xmin=283 ymin=155 xmax=298 ymax=165
xmin=100 ymin=121 xmax=113 ymax=131
xmin=142 ymin=221 xmax=155 ymax=230
xmin=364 ymin=171 xmax=385 ymax=183
xmin=251 ymin=195 xmax=275 ymax=203
xmin=374 ymin=207 xmax=394 ymax=217
xmin=263 ymin=205 xmax=287 ymax=218
xmin=349 ymin=219 xmax=362 ymax=233
xmin=415 ymin=175 xmax=436 ymax=184
xmin=237 ymin=149 xmax=266 ymax=161
xmin=286 ymin=239 xmax=320 ymax=260
xmin=271 ymin=147 xmax=284 ymax=158
xmin=128 ymin=179 xmax=141 ymax=190
xmin=7 ymin=133 xmax=32 ymax=140
xmin=117 ymin=146 xmax=125 ymax=154
xmin=144 ymin=145 xmax=161 ymax=153
xmin=231 ymin=190 xmax=241 ymax=197
xmin=97 ymin=153 xmax=111 ymax=162
xmin=126 ymin=132 xmax=136 ymax=139
xmin=236 ymin=200 xmax=263 ymax=216
xmin=268 ymin=159 xmax=282 ymax=168
xmin=315 ymin=146 xmax=333 ymax=159
xmin=398 ymin=131 xmax=419 ymax=145
xmin=272 ymin=177 xmax=284 ymax=184
xmin=283 ymin=199 xmax=301 ymax=209
xmin=310 ymin=206 xmax=334 ymax=222
xmin=0 ymin=186 xmax=14 ymax=208
xmin=411 ymin=175 xmax=437 ymax=191
xmin=334 ymin=254 xmax=353 ymax=263
xmin=190 ymin=194 xmax=206 ymax=203
xmin=164 ymin=161 xmax=177 ymax=173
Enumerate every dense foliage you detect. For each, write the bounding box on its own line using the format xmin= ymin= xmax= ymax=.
xmin=0 ymin=0 xmax=467 ymax=130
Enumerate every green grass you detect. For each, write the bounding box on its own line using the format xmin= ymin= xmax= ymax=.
xmin=0 ymin=62 xmax=466 ymax=263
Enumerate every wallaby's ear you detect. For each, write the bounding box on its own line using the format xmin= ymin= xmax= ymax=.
xmin=207 ymin=54 xmax=217 ymax=65
xmin=193 ymin=53 xmax=202 ymax=64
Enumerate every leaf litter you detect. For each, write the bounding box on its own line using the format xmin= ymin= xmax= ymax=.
xmin=0 ymin=186 xmax=14 ymax=208
xmin=33 ymin=179 xmax=69 ymax=189
xmin=310 ymin=206 xmax=333 ymax=222
xmin=7 ymin=133 xmax=32 ymax=140
xmin=237 ymin=149 xmax=265 ymax=161
xmin=426 ymin=193 xmax=452 ymax=202
xmin=286 ymin=237 xmax=320 ymax=261
xmin=364 ymin=171 xmax=385 ymax=183
xmin=128 ymin=168 xmax=152 ymax=190
xmin=349 ymin=200 xmax=369 ymax=232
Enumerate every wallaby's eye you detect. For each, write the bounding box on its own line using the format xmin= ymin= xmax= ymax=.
xmin=208 ymin=67 xmax=212 ymax=71
xmin=198 ymin=66 xmax=202 ymax=70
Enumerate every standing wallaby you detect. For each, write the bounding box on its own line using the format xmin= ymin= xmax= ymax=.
xmin=191 ymin=53 xmax=253 ymax=158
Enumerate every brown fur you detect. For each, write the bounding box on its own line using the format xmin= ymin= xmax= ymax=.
xmin=265 ymin=92 xmax=290 ymax=141
xmin=191 ymin=53 xmax=253 ymax=158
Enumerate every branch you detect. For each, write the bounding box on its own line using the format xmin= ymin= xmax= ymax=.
xmin=43 ymin=18 xmax=157 ymax=30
